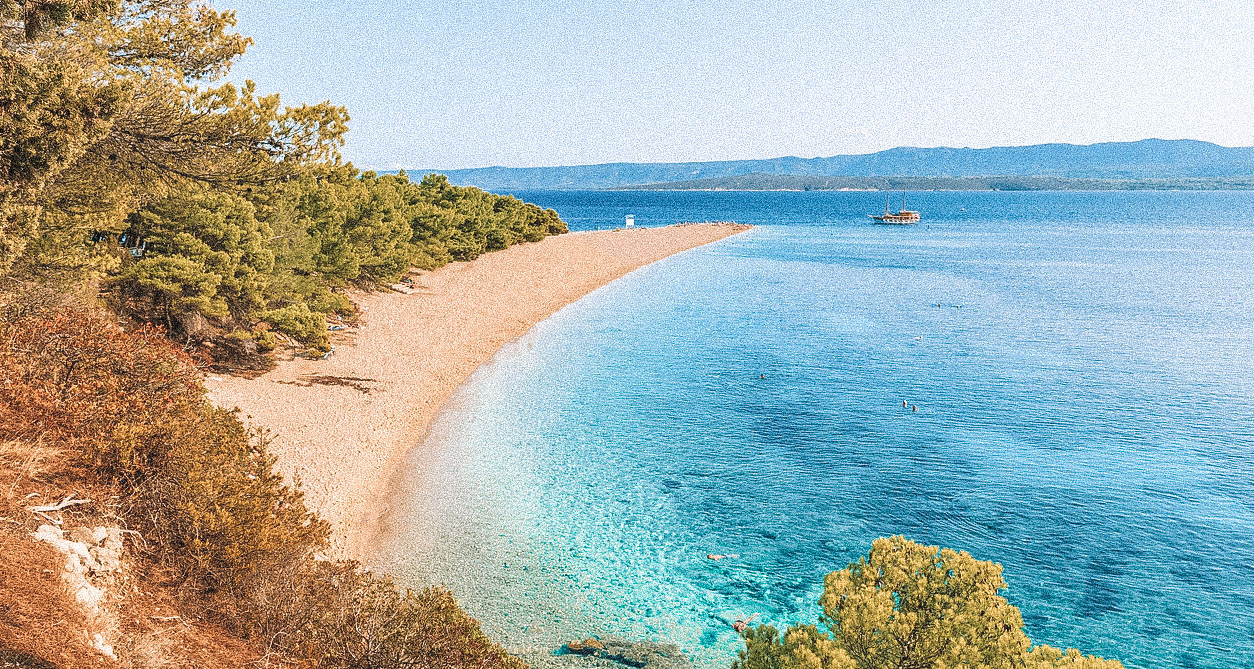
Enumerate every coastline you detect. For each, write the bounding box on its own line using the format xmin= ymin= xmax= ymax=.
xmin=205 ymin=223 xmax=750 ymax=559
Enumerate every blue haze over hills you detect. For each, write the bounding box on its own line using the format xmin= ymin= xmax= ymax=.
xmin=417 ymin=139 xmax=1254 ymax=190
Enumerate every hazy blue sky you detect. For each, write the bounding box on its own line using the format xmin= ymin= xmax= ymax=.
xmin=224 ymin=0 xmax=1254 ymax=170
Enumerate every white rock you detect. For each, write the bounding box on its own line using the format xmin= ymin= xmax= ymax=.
xmin=75 ymin=581 xmax=105 ymax=609
xmin=89 ymin=546 xmax=122 ymax=573
xmin=90 ymin=632 xmax=117 ymax=660
xmin=63 ymin=554 xmax=86 ymax=577
xmin=33 ymin=524 xmax=122 ymax=661
xmin=69 ymin=525 xmax=96 ymax=544
xmin=33 ymin=524 xmax=64 ymax=543
xmin=68 ymin=539 xmax=93 ymax=565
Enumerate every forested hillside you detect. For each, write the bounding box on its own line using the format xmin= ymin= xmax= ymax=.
xmin=612 ymin=173 xmax=1254 ymax=191
xmin=1 ymin=0 xmax=565 ymax=362
xmin=431 ymin=139 xmax=1254 ymax=190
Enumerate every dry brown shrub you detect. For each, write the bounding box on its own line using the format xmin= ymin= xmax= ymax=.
xmin=1 ymin=306 xmax=523 ymax=668
xmin=0 ymin=440 xmax=68 ymax=514
xmin=0 ymin=440 xmax=65 ymax=485
xmin=0 ymin=305 xmax=202 ymax=485
xmin=0 ymin=525 xmax=297 ymax=669
xmin=110 ymin=581 xmax=303 ymax=669
xmin=0 ymin=306 xmax=326 ymax=597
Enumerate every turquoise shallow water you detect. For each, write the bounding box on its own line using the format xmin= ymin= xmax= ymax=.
xmin=375 ymin=191 xmax=1254 ymax=669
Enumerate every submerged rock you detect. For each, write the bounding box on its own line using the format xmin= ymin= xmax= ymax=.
xmin=551 ymin=636 xmax=692 ymax=669
xmin=565 ymin=638 xmax=604 ymax=655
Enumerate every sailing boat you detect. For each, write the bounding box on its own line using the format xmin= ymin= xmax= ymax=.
xmin=870 ymin=191 xmax=920 ymax=225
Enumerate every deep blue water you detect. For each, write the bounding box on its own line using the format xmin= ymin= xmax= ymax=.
xmin=376 ymin=191 xmax=1254 ymax=668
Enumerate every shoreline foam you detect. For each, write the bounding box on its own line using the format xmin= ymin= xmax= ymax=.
xmin=205 ymin=223 xmax=750 ymax=559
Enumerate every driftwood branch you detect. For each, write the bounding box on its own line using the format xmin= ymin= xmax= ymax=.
xmin=31 ymin=511 xmax=59 ymax=525
xmin=26 ymin=496 xmax=91 ymax=513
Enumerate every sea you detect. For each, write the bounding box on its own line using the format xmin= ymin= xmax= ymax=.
xmin=374 ymin=191 xmax=1254 ymax=669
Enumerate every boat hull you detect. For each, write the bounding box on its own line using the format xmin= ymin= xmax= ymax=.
xmin=870 ymin=214 xmax=920 ymax=225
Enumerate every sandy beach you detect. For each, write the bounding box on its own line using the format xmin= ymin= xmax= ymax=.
xmin=206 ymin=223 xmax=749 ymax=559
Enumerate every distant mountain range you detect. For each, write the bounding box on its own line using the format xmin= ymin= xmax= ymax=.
xmin=419 ymin=139 xmax=1254 ymax=191
xmin=609 ymin=174 xmax=1254 ymax=192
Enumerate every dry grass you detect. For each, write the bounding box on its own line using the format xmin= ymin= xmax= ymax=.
xmin=0 ymin=440 xmax=70 ymax=521
xmin=0 ymin=528 xmax=288 ymax=669
xmin=0 ymin=534 xmax=109 ymax=668
xmin=0 ymin=440 xmax=66 ymax=484
xmin=111 ymin=581 xmax=296 ymax=669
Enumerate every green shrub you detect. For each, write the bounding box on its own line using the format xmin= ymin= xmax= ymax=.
xmin=735 ymin=537 xmax=1124 ymax=669
xmin=110 ymin=191 xmax=275 ymax=331
xmin=262 ymin=303 xmax=329 ymax=353
xmin=307 ymin=287 xmax=353 ymax=316
xmin=252 ymin=328 xmax=277 ymax=352
xmin=134 ymin=408 xmax=330 ymax=597
xmin=90 ymin=170 xmax=569 ymax=358
xmin=112 ymin=255 xmax=226 ymax=324
xmin=485 ymin=227 xmax=512 ymax=252
xmin=732 ymin=624 xmax=786 ymax=669
xmin=294 ymin=571 xmax=525 ymax=668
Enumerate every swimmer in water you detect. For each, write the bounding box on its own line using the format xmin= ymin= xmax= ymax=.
xmin=733 ymin=613 xmax=759 ymax=633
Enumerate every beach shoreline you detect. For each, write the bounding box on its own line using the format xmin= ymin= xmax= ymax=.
xmin=205 ymin=223 xmax=750 ymax=559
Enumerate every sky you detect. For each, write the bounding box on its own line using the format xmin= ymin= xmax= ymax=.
xmin=223 ymin=0 xmax=1254 ymax=170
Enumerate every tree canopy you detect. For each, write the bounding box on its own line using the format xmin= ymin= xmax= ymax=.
xmin=1 ymin=0 xmax=346 ymax=276
xmin=734 ymin=537 xmax=1124 ymax=669
xmin=2 ymin=0 xmax=567 ymax=358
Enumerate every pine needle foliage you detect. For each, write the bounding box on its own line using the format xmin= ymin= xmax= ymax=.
xmin=734 ymin=537 xmax=1124 ymax=669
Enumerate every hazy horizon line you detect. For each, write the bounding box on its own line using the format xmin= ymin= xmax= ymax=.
xmin=380 ymin=137 xmax=1251 ymax=174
